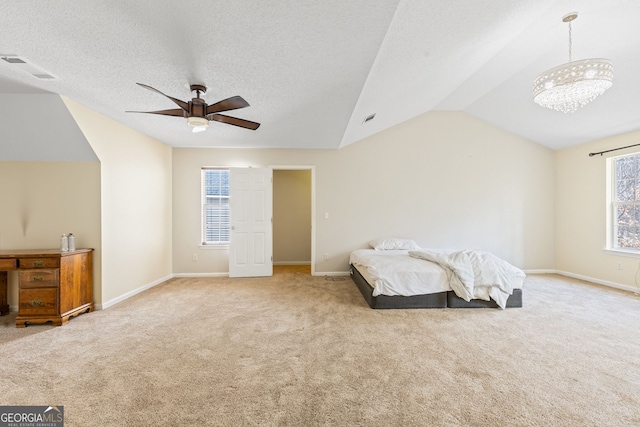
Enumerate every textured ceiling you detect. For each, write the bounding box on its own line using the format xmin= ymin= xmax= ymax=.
xmin=1 ymin=0 xmax=638 ymax=151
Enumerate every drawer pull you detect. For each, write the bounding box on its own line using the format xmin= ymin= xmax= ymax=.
xmin=33 ymin=275 xmax=44 ymax=281
xmin=30 ymin=300 xmax=44 ymax=307
xmin=33 ymin=260 xmax=45 ymax=267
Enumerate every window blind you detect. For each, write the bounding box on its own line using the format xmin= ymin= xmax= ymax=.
xmin=201 ymin=168 xmax=230 ymax=245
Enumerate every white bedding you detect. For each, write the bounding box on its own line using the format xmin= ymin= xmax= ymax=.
xmin=349 ymin=249 xmax=450 ymax=297
xmin=408 ymin=249 xmax=526 ymax=309
xmin=350 ymin=248 xmax=525 ymax=308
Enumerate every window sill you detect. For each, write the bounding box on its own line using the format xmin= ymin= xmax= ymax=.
xmin=199 ymin=244 xmax=229 ymax=250
xmin=603 ymin=248 xmax=640 ymax=258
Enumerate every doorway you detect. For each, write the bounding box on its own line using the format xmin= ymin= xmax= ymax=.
xmin=271 ymin=166 xmax=315 ymax=275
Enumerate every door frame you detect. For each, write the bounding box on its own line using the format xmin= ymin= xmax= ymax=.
xmin=270 ymin=165 xmax=316 ymax=276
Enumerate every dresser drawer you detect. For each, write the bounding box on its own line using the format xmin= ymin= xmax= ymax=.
xmin=0 ymin=259 xmax=17 ymax=270
xmin=19 ymin=269 xmax=59 ymax=288
xmin=18 ymin=257 xmax=60 ymax=269
xmin=19 ymin=288 xmax=58 ymax=315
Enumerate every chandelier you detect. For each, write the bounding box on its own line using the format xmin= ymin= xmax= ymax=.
xmin=533 ymin=12 xmax=613 ymax=113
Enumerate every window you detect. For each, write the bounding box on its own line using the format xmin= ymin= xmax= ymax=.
xmin=610 ymin=153 xmax=640 ymax=251
xmin=201 ymin=168 xmax=230 ymax=245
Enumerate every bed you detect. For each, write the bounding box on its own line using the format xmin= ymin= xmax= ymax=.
xmin=350 ymin=249 xmax=449 ymax=309
xmin=349 ymin=238 xmax=525 ymax=309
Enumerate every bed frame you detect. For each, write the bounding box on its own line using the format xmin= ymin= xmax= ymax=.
xmin=447 ymin=288 xmax=522 ymax=308
xmin=350 ymin=265 xmax=447 ymax=309
xmin=350 ymin=264 xmax=522 ymax=309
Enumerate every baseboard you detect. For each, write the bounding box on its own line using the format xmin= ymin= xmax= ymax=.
xmin=524 ymin=269 xmax=640 ymax=294
xmin=523 ymin=269 xmax=556 ymax=274
xmin=313 ymin=271 xmax=350 ymax=277
xmin=97 ymin=274 xmax=173 ymax=310
xmin=555 ymin=270 xmax=640 ymax=294
xmin=93 ymin=268 xmax=639 ymax=312
xmin=172 ymin=272 xmax=228 ymax=278
xmin=273 ymin=261 xmax=311 ymax=266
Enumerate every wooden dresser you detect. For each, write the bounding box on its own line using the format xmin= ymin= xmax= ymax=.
xmin=0 ymin=249 xmax=94 ymax=327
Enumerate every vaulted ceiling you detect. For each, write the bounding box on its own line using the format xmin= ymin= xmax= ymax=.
xmin=1 ymin=1 xmax=638 ymax=151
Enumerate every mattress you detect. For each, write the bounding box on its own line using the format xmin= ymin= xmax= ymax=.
xmin=350 ymin=263 xmax=448 ymax=309
xmin=349 ymin=249 xmax=451 ymax=297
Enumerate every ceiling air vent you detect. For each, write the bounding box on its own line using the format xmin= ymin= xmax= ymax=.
xmin=1 ymin=55 xmax=56 ymax=80
xmin=2 ymin=56 xmax=26 ymax=64
xmin=363 ymin=113 xmax=376 ymax=124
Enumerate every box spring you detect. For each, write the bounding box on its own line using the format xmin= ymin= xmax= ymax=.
xmin=350 ymin=264 xmax=522 ymax=309
xmin=447 ymin=289 xmax=522 ymax=308
xmin=350 ymin=265 xmax=447 ymax=309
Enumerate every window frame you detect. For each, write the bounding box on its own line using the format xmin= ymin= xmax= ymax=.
xmin=606 ymin=152 xmax=640 ymax=256
xmin=200 ymin=167 xmax=230 ymax=247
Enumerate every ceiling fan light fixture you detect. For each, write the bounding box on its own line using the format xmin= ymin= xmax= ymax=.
xmin=533 ymin=12 xmax=613 ymax=113
xmin=186 ymin=116 xmax=209 ymax=128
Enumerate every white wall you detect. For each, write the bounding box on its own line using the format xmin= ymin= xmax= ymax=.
xmin=173 ymin=111 xmax=555 ymax=274
xmin=1 ymin=103 xmax=559 ymax=308
xmin=556 ymin=129 xmax=640 ymax=291
xmin=8 ymin=93 xmax=638 ymax=301
xmin=63 ymin=97 xmax=173 ymax=307
xmin=0 ymin=161 xmax=101 ymax=307
xmin=0 ymin=94 xmax=98 ymax=161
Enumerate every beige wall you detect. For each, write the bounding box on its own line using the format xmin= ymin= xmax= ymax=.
xmin=63 ymin=97 xmax=173 ymax=307
xmin=8 ymin=97 xmax=640 ymax=302
xmin=556 ymin=129 xmax=640 ymax=291
xmin=0 ymin=161 xmax=101 ymax=307
xmin=273 ymin=169 xmax=312 ymax=264
xmin=173 ymin=111 xmax=555 ymax=274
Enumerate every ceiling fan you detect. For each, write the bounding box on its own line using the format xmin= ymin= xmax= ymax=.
xmin=128 ymin=83 xmax=260 ymax=133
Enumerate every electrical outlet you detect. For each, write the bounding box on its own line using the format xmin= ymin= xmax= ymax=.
xmin=192 ymin=254 xmax=198 ymax=261
xmin=324 ymin=253 xmax=329 ymax=260
xmin=616 ymin=262 xmax=623 ymax=270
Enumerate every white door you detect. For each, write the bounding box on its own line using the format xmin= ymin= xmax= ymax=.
xmin=229 ymin=167 xmax=273 ymax=277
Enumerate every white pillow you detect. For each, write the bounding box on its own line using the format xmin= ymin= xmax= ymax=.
xmin=368 ymin=238 xmax=420 ymax=251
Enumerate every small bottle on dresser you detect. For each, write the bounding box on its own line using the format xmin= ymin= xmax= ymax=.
xmin=68 ymin=233 xmax=76 ymax=251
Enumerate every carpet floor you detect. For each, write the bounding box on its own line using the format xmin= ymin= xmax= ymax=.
xmin=1 ymin=266 xmax=639 ymax=426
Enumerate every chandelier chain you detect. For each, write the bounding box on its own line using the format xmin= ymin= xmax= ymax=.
xmin=568 ymin=20 xmax=572 ymax=63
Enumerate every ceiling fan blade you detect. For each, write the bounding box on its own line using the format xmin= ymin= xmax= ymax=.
xmin=208 ymin=113 xmax=260 ymax=130
xmin=126 ymin=108 xmax=186 ymax=117
xmin=136 ymin=83 xmax=189 ymax=111
xmin=206 ymin=96 xmax=250 ymax=115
